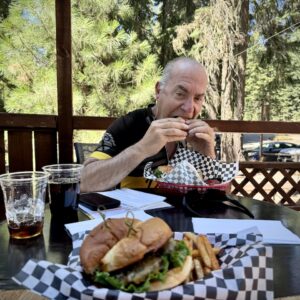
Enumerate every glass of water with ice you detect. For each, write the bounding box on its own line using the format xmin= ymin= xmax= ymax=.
xmin=0 ymin=171 xmax=49 ymax=239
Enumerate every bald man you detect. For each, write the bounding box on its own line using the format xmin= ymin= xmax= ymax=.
xmin=80 ymin=57 xmax=215 ymax=192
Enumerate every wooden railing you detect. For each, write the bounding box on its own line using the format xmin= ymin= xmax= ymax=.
xmin=0 ymin=113 xmax=300 ymax=221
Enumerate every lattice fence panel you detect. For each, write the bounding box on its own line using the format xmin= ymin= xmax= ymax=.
xmin=231 ymin=163 xmax=300 ymax=210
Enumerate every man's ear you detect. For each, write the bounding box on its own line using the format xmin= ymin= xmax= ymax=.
xmin=155 ymin=81 xmax=161 ymax=100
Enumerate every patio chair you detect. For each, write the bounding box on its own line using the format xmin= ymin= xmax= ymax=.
xmin=74 ymin=142 xmax=98 ymax=164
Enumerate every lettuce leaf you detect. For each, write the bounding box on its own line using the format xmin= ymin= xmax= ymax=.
xmin=93 ymin=240 xmax=190 ymax=293
xmin=169 ymin=240 xmax=190 ymax=268
xmin=94 ymin=255 xmax=169 ymax=293
xmin=153 ymin=168 xmax=163 ymax=178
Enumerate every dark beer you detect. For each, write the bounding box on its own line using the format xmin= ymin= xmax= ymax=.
xmin=48 ymin=180 xmax=79 ymax=221
xmin=8 ymin=218 xmax=43 ymax=239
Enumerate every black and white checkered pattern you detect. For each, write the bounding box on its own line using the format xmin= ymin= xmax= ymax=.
xmin=144 ymin=148 xmax=239 ymax=184
xmin=13 ymin=231 xmax=273 ymax=300
xmin=163 ymin=160 xmax=205 ymax=185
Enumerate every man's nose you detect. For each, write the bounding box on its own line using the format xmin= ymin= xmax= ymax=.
xmin=181 ymin=98 xmax=194 ymax=114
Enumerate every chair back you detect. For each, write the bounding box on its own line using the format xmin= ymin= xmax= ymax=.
xmin=74 ymin=142 xmax=98 ymax=164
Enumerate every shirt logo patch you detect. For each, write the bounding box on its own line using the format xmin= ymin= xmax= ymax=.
xmin=97 ymin=132 xmax=116 ymax=152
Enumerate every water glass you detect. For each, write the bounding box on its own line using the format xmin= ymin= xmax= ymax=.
xmin=0 ymin=171 xmax=49 ymax=239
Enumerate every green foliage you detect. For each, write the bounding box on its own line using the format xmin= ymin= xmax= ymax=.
xmin=70 ymin=0 xmax=161 ymax=117
xmin=0 ymin=0 xmax=12 ymax=20
xmin=245 ymin=1 xmax=300 ymax=121
xmin=1 ymin=0 xmax=299 ymax=124
xmin=153 ymin=0 xmax=199 ymax=66
xmin=72 ymin=0 xmax=161 ymax=117
xmin=0 ymin=0 xmax=160 ymax=117
xmin=0 ymin=0 xmax=56 ymax=114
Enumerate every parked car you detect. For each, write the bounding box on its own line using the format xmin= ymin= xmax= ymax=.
xmin=244 ymin=142 xmax=299 ymax=161
xmin=277 ymin=148 xmax=300 ymax=162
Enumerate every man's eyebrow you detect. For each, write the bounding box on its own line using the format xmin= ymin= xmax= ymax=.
xmin=176 ymin=85 xmax=188 ymax=92
xmin=195 ymin=93 xmax=205 ymax=97
xmin=176 ymin=85 xmax=205 ymax=96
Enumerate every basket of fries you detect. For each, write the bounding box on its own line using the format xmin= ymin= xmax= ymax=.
xmin=144 ymin=148 xmax=238 ymax=195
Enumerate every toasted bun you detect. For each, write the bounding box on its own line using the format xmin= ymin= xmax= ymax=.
xmin=197 ymin=169 xmax=204 ymax=181
xmin=148 ymin=255 xmax=193 ymax=291
xmin=80 ymin=218 xmax=141 ymax=274
xmin=157 ymin=165 xmax=173 ymax=173
xmin=101 ymin=217 xmax=172 ymax=272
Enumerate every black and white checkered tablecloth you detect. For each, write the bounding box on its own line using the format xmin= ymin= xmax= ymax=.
xmin=13 ymin=230 xmax=273 ymax=299
xmin=144 ymin=148 xmax=239 ymax=184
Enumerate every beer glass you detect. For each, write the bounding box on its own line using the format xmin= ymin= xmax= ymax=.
xmin=42 ymin=164 xmax=83 ymax=221
xmin=0 ymin=171 xmax=49 ymax=239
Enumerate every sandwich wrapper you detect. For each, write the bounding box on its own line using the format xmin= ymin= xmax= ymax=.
xmin=144 ymin=147 xmax=239 ymax=186
xmin=12 ymin=230 xmax=273 ymax=299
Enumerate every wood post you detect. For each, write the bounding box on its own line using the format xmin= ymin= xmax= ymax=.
xmin=55 ymin=0 xmax=73 ymax=163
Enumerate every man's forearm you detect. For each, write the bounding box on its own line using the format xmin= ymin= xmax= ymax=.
xmin=80 ymin=143 xmax=148 ymax=192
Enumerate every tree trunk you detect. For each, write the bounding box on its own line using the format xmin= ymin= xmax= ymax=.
xmin=220 ymin=48 xmax=237 ymax=161
xmin=205 ymin=73 xmax=220 ymax=120
xmin=221 ymin=0 xmax=249 ymax=162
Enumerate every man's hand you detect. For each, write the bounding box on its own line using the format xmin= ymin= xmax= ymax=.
xmin=186 ymin=119 xmax=216 ymax=158
xmin=137 ymin=118 xmax=188 ymax=157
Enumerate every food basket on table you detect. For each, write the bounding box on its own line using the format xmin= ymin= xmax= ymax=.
xmin=144 ymin=148 xmax=239 ymax=195
xmin=12 ymin=230 xmax=273 ymax=299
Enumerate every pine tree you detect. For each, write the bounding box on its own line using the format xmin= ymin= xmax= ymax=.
xmin=245 ymin=0 xmax=300 ymax=121
xmin=0 ymin=0 xmax=57 ymax=114
xmin=0 ymin=0 xmax=161 ymax=117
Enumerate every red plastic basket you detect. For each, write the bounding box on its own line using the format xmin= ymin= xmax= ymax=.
xmin=155 ymin=180 xmax=231 ymax=194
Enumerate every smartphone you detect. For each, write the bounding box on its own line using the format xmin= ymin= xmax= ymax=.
xmin=78 ymin=193 xmax=121 ymax=211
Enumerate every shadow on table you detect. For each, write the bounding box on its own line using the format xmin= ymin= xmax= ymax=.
xmin=7 ymin=235 xmax=46 ymax=277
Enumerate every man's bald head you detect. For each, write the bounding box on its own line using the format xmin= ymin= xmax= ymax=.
xmin=159 ymin=57 xmax=207 ymax=89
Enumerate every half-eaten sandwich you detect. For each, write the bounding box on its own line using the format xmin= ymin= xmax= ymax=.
xmin=80 ymin=217 xmax=192 ymax=293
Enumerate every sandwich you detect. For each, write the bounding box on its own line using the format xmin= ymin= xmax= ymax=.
xmin=153 ymin=165 xmax=173 ymax=178
xmin=80 ymin=217 xmax=192 ymax=293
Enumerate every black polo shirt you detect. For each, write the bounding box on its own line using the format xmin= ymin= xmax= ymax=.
xmin=90 ymin=106 xmax=168 ymax=188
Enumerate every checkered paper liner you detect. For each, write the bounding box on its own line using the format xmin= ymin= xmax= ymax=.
xmin=13 ymin=230 xmax=273 ymax=300
xmin=144 ymin=148 xmax=239 ymax=185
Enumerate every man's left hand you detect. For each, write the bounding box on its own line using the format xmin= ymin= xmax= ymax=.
xmin=185 ymin=119 xmax=216 ymax=159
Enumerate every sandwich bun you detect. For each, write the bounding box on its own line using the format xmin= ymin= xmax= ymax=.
xmin=80 ymin=217 xmax=142 ymax=274
xmin=149 ymin=255 xmax=193 ymax=291
xmin=157 ymin=165 xmax=173 ymax=173
xmin=153 ymin=165 xmax=174 ymax=178
xmin=101 ymin=217 xmax=173 ymax=272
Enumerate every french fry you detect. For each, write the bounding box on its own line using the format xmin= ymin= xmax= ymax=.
xmin=184 ymin=232 xmax=198 ymax=243
xmin=203 ymin=266 xmax=211 ymax=275
xmin=189 ymin=269 xmax=194 ymax=282
xmin=202 ymin=235 xmax=220 ymax=270
xmin=193 ymin=258 xmax=204 ymax=280
xmin=183 ymin=236 xmax=193 ymax=252
xmin=196 ymin=235 xmax=212 ymax=268
xmin=183 ymin=232 xmax=221 ymax=283
xmin=213 ymin=247 xmax=221 ymax=255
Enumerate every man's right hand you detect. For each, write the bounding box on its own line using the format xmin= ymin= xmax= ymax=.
xmin=137 ymin=117 xmax=188 ymax=157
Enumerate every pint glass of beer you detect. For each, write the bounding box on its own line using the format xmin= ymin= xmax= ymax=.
xmin=0 ymin=171 xmax=49 ymax=239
